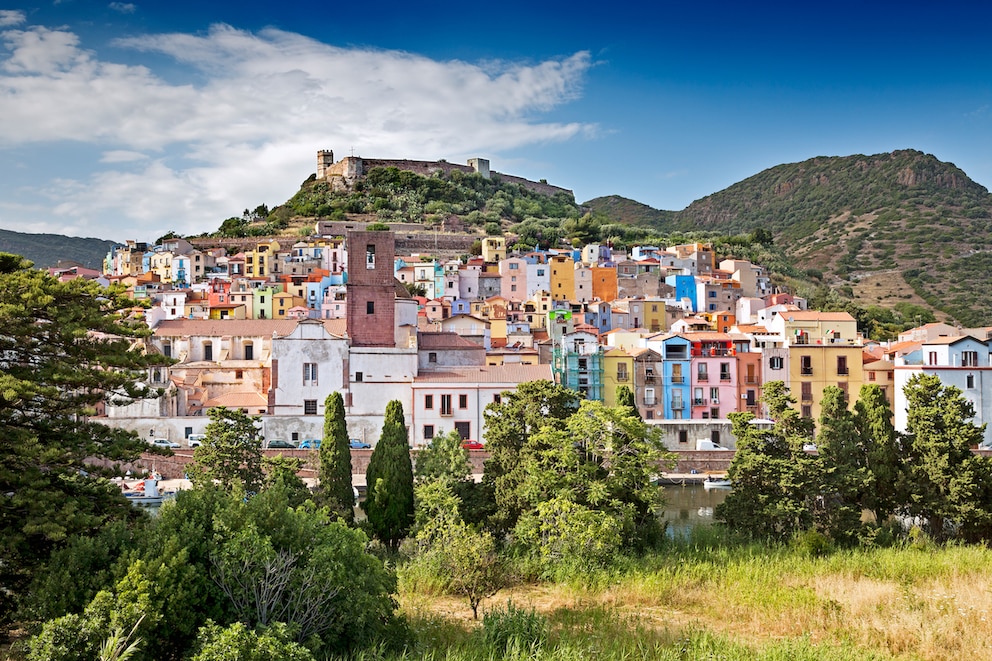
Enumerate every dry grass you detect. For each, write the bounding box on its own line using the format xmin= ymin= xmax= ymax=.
xmin=851 ymin=269 xmax=939 ymax=313
xmin=397 ymin=545 xmax=992 ymax=660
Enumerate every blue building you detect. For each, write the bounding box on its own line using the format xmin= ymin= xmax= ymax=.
xmin=660 ymin=333 xmax=692 ymax=419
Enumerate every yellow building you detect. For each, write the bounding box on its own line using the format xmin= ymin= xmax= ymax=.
xmin=549 ymin=255 xmax=575 ymax=302
xmin=489 ymin=317 xmax=508 ymax=347
xmin=775 ymin=311 xmax=864 ymax=421
xmin=272 ymin=291 xmax=305 ymax=318
xmin=246 ymin=240 xmax=281 ymax=278
xmin=148 ymin=251 xmax=175 ymax=284
xmin=481 ymin=236 xmax=506 ymax=263
xmin=602 ymin=347 xmax=635 ymax=407
xmin=642 ymin=299 xmax=669 ymax=333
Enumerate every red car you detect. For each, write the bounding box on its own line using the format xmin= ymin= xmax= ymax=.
xmin=461 ymin=439 xmax=484 ymax=450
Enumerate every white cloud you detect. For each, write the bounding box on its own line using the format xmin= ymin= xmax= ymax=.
xmin=0 ymin=10 xmax=25 ymax=27
xmin=108 ymin=2 xmax=136 ymax=14
xmin=0 ymin=22 xmax=595 ymax=239
xmin=100 ymin=150 xmax=150 ymax=163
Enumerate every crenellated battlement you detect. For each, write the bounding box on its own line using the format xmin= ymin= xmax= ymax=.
xmin=315 ymin=150 xmax=571 ymax=198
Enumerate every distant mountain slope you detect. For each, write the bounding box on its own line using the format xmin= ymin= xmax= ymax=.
xmin=592 ymin=150 xmax=992 ymax=327
xmin=581 ymin=195 xmax=675 ymax=227
xmin=0 ymin=229 xmax=115 ymax=270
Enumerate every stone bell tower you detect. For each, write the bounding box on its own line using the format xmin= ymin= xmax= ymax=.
xmin=345 ymin=229 xmax=396 ymax=347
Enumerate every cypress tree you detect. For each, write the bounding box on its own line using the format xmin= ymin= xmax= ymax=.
xmin=362 ymin=400 xmax=414 ymax=550
xmin=853 ymin=383 xmax=903 ymax=524
xmin=318 ymin=391 xmax=354 ymax=523
xmin=616 ymin=384 xmax=640 ymax=419
xmin=814 ymin=386 xmax=864 ymax=543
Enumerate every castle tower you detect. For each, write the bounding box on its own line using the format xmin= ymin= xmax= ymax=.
xmin=467 ymin=157 xmax=490 ymax=179
xmin=317 ymin=150 xmax=334 ymax=179
xmin=346 ymin=229 xmax=396 ymax=347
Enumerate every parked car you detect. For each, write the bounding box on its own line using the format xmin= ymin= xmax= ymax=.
xmin=298 ymin=439 xmax=321 ymax=449
xmin=187 ymin=434 xmax=206 ymax=448
xmin=266 ymin=439 xmax=296 ymax=449
xmin=695 ymin=439 xmax=731 ymax=451
xmin=349 ymin=439 xmax=371 ymax=449
xmin=461 ymin=439 xmax=484 ymax=450
xmin=150 ymin=438 xmax=180 ymax=449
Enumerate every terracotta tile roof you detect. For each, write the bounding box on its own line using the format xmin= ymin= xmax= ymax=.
xmin=413 ymin=364 xmax=553 ymax=384
xmin=419 ymin=332 xmax=485 ymax=350
xmin=486 ymin=347 xmax=539 ymax=355
xmin=781 ymin=310 xmax=856 ymax=322
xmin=922 ymin=335 xmax=975 ymax=345
xmin=153 ymin=318 xmax=345 ymax=338
xmin=204 ymin=392 xmax=268 ymax=408
xmin=885 ymin=340 xmax=921 ymax=355
xmin=682 ymin=331 xmax=732 ymax=341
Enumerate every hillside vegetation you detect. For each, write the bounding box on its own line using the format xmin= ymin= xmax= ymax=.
xmin=587 ymin=150 xmax=992 ymax=327
xmin=0 ymin=229 xmax=115 ymax=270
xmin=217 ymin=166 xmax=585 ymax=248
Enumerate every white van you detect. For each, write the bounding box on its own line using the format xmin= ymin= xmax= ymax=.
xmin=696 ymin=439 xmax=731 ymax=451
xmin=187 ymin=434 xmax=206 ymax=448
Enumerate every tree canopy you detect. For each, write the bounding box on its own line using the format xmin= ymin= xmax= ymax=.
xmin=188 ymin=406 xmax=265 ymax=493
xmin=0 ymin=254 xmax=165 ymax=623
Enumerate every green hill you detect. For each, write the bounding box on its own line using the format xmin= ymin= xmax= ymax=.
xmin=209 ymin=149 xmax=992 ymax=328
xmin=586 ymin=150 xmax=992 ymax=327
xmin=0 ymin=229 xmax=116 ymax=270
xmin=580 ymin=195 xmax=675 ymax=228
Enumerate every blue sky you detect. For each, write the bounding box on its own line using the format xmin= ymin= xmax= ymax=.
xmin=1 ymin=1 xmax=990 ymax=240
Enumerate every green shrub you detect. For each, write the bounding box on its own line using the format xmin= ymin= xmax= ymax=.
xmin=790 ymin=530 xmax=834 ymax=557
xmin=481 ymin=601 xmax=548 ymax=654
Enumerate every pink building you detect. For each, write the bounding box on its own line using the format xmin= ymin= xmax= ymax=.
xmin=688 ymin=332 xmax=738 ymax=420
xmin=499 ymin=257 xmax=528 ymax=302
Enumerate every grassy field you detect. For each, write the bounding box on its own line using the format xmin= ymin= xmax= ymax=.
xmin=389 ymin=531 xmax=992 ymax=661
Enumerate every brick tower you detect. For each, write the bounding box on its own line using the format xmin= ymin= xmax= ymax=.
xmin=346 ymin=229 xmax=396 ymax=347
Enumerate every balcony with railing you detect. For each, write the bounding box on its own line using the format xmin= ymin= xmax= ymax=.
xmin=671 ymin=400 xmax=685 ymax=410
xmin=616 ymin=372 xmax=629 ymax=382
xmin=692 ymin=398 xmax=707 ymax=406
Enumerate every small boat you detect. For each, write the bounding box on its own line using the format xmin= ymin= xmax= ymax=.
xmin=120 ymin=476 xmax=176 ymax=507
xmin=702 ymin=475 xmax=732 ymax=490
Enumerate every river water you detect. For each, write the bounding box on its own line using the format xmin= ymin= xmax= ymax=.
xmin=660 ymin=483 xmax=730 ymax=536
xmin=145 ymin=483 xmax=729 ymax=534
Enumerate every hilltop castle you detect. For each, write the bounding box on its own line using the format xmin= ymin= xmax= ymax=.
xmin=315 ymin=150 xmax=572 ymax=199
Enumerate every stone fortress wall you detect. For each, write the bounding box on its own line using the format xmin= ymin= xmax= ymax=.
xmin=316 ymin=150 xmax=572 ymax=199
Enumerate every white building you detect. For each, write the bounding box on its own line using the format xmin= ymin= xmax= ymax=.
xmin=410 ymin=364 xmax=553 ymax=446
xmin=893 ymin=335 xmax=992 ymax=446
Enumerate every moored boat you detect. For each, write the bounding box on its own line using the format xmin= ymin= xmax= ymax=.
xmin=702 ymin=475 xmax=732 ymax=490
xmin=119 ymin=476 xmax=176 ymax=507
